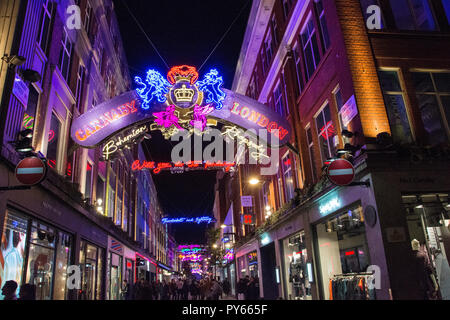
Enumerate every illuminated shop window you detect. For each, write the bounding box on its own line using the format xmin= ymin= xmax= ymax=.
xmin=378 ymin=70 xmax=413 ymax=144
xmin=389 ymin=0 xmax=436 ymax=31
xmin=85 ymin=159 xmax=94 ymax=201
xmin=314 ymin=0 xmax=330 ymax=51
xmin=315 ymin=103 xmax=336 ymax=161
xmin=411 ymin=71 xmax=450 ymax=144
xmin=300 ymin=17 xmax=321 ymax=82
xmin=36 ymin=0 xmax=54 ymax=54
xmin=58 ymin=28 xmax=73 ymax=83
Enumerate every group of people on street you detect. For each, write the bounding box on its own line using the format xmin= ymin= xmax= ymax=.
xmin=128 ymin=277 xmax=231 ymax=300
xmin=237 ymin=276 xmax=260 ymax=300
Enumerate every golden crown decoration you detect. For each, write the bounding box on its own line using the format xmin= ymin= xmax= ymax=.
xmin=174 ymin=84 xmax=195 ymax=102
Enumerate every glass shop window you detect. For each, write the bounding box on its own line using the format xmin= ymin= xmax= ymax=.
xmin=389 ymin=0 xmax=436 ymax=31
xmin=315 ymin=204 xmax=374 ymax=300
xmin=378 ymin=70 xmax=414 ymax=144
xmin=53 ymin=232 xmax=73 ymax=300
xmin=79 ymin=240 xmax=103 ymax=300
xmin=0 ymin=210 xmax=29 ymax=299
xmin=411 ymin=71 xmax=450 ymax=144
xmin=283 ymin=231 xmax=311 ymax=300
xmin=25 ymin=221 xmax=56 ymax=300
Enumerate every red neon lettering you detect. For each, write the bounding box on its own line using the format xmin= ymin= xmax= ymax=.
xmin=174 ymin=162 xmax=184 ymax=167
xmin=248 ymin=111 xmax=261 ymax=123
xmin=267 ymin=122 xmax=278 ymax=133
xmin=153 ymin=162 xmax=171 ymax=174
xmin=126 ymin=100 xmax=138 ymax=113
xmin=278 ymin=127 xmax=289 ymax=140
xmin=257 ymin=115 xmax=269 ymax=127
xmin=118 ymin=104 xmax=130 ymax=116
xmin=132 ymin=160 xmax=142 ymax=171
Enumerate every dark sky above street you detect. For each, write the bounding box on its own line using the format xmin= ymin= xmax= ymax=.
xmin=113 ymin=0 xmax=252 ymax=244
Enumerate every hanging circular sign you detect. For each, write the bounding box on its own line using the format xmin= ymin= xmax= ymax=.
xmin=326 ymin=159 xmax=355 ymax=186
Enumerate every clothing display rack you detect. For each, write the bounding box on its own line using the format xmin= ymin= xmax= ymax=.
xmin=329 ymin=272 xmax=376 ymax=300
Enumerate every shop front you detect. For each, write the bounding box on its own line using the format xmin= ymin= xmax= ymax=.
xmin=135 ymin=252 xmax=157 ymax=282
xmin=402 ymin=193 xmax=450 ymax=300
xmin=0 ymin=208 xmax=74 ymax=300
xmin=79 ymin=240 xmax=104 ymax=300
xmin=281 ymin=231 xmax=312 ymax=300
xmin=308 ymin=176 xmax=389 ymax=300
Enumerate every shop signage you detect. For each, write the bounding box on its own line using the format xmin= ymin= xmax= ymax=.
xmin=319 ymin=197 xmax=341 ymax=216
xmin=131 ymin=160 xmax=235 ymax=174
xmin=15 ymin=156 xmax=47 ymax=186
xmin=71 ymin=65 xmax=292 ymax=148
xmin=102 ymin=124 xmax=149 ymax=160
xmin=110 ymin=238 xmax=123 ymax=254
xmin=340 ymin=95 xmax=358 ymax=127
xmin=161 ymin=216 xmax=215 ymax=224
xmin=242 ymin=214 xmax=255 ymax=225
xmin=326 ymin=159 xmax=355 ymax=186
xmin=248 ymin=251 xmax=258 ymax=265
xmin=261 ymin=233 xmax=271 ymax=246
xmin=12 ymin=74 xmax=29 ymax=108
xmin=241 ymin=196 xmax=253 ymax=207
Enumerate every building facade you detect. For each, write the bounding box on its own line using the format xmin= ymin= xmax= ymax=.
xmin=0 ymin=0 xmax=176 ymax=300
xmin=226 ymin=0 xmax=450 ymax=300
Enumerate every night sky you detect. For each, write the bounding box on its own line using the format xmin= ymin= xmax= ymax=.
xmin=113 ymin=0 xmax=252 ymax=244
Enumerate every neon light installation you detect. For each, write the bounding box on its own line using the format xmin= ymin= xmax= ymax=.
xmin=153 ymin=105 xmax=183 ymax=129
xmin=167 ymin=65 xmax=199 ymax=85
xmin=161 ymin=216 xmax=215 ymax=224
xmin=74 ymin=100 xmax=138 ymax=142
xmin=319 ymin=197 xmax=341 ymax=216
xmin=197 ymin=69 xmax=226 ymax=110
xmin=131 ymin=160 xmax=235 ymax=174
xmin=134 ymin=69 xmax=171 ymax=109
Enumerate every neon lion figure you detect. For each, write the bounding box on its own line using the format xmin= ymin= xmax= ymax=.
xmin=134 ymin=69 xmax=171 ymax=109
xmin=197 ymin=69 xmax=226 ymax=110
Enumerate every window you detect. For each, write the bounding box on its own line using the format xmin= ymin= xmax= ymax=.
xmin=271 ymin=15 xmax=279 ymax=48
xmin=76 ymin=64 xmax=85 ymax=112
xmin=301 ymin=17 xmax=321 ymax=82
xmin=22 ymin=86 xmax=39 ymax=131
xmin=315 ymin=104 xmax=337 ymax=161
xmin=96 ymin=175 xmax=105 ymax=214
xmin=277 ymin=173 xmax=284 ymax=206
xmin=36 ymin=0 xmax=54 ymax=53
xmin=274 ymin=81 xmax=285 ymax=117
xmin=411 ymin=71 xmax=450 ymax=144
xmin=84 ymin=1 xmax=93 ymax=33
xmin=282 ymin=0 xmax=294 ymax=20
xmin=306 ymin=126 xmax=317 ymax=181
xmin=264 ymin=32 xmax=274 ymax=67
xmin=281 ymin=72 xmax=290 ymax=115
xmin=261 ymin=48 xmax=267 ymax=75
xmin=334 ymin=87 xmax=345 ymax=129
xmin=282 ymin=153 xmax=295 ymax=201
xmin=443 ymin=0 xmax=450 ymax=24
xmin=378 ymin=70 xmax=414 ymax=144
xmin=79 ymin=240 xmax=103 ymax=300
xmin=85 ymin=159 xmax=93 ymax=201
xmin=47 ymin=112 xmax=61 ymax=170
xmin=314 ymin=0 xmax=330 ymax=51
xmin=293 ymin=44 xmax=304 ymax=97
xmin=389 ymin=0 xmax=436 ymax=31
xmin=58 ymin=29 xmax=73 ymax=82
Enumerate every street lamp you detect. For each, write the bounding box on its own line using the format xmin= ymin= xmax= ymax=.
xmin=213 ymin=244 xmax=218 ymax=249
xmin=221 ymin=224 xmax=227 ymax=229
xmin=249 ymin=177 xmax=260 ymax=185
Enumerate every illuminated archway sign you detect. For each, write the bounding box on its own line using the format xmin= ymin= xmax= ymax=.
xmin=70 ymin=65 xmax=292 ymax=150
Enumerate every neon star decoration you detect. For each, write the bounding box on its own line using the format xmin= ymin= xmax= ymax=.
xmin=197 ymin=69 xmax=226 ymax=110
xmin=134 ymin=69 xmax=171 ymax=109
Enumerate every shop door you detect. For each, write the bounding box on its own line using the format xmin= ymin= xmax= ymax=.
xmin=260 ymin=243 xmax=278 ymax=300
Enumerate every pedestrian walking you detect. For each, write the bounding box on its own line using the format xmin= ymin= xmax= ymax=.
xmin=222 ymin=279 xmax=231 ymax=297
xmin=121 ymin=280 xmax=130 ymax=300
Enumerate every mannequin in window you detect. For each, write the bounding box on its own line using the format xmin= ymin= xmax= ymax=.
xmin=411 ymin=239 xmax=438 ymax=299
